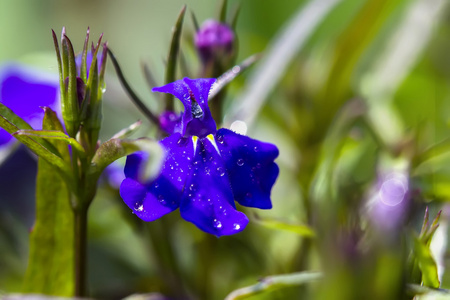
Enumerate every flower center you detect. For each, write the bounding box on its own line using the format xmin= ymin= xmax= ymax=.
xmin=188 ymin=89 xmax=204 ymax=119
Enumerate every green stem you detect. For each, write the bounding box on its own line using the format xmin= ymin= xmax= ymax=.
xmin=74 ymin=204 xmax=88 ymax=297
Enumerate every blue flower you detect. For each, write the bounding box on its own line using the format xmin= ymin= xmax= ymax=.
xmin=120 ymin=78 xmax=279 ymax=236
xmin=0 ymin=63 xmax=60 ymax=149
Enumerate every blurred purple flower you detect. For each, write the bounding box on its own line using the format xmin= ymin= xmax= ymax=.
xmin=368 ymin=171 xmax=410 ymax=232
xmin=195 ymin=20 xmax=234 ymax=66
xmin=120 ymin=78 xmax=279 ymax=236
xmin=0 ymin=63 xmax=60 ymax=148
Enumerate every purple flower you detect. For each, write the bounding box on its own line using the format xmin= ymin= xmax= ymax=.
xmin=120 ymin=78 xmax=279 ymax=236
xmin=0 ymin=63 xmax=60 ymax=148
xmin=195 ymin=20 xmax=234 ymax=66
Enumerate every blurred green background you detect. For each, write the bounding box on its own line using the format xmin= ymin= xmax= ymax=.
xmin=1 ymin=0 xmax=450 ymax=299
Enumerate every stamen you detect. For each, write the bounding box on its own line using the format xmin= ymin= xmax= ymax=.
xmin=192 ymin=136 xmax=199 ymax=154
xmin=206 ymin=134 xmax=221 ymax=155
xmin=189 ymin=89 xmax=204 ymax=118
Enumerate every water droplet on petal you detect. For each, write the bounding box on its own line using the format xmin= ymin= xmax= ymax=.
xmin=158 ymin=195 xmax=166 ymax=205
xmin=237 ymin=159 xmax=244 ymax=166
xmin=216 ymin=135 xmax=224 ymax=144
xmin=254 ymin=146 xmax=259 ymax=152
xmin=189 ymin=183 xmax=197 ymax=191
xmin=154 ymin=182 xmax=159 ymax=188
xmin=233 ymin=223 xmax=241 ymax=230
xmin=216 ymin=167 xmax=226 ymax=176
xmin=177 ymin=176 xmax=182 ymax=182
xmin=213 ymin=219 xmax=222 ymax=229
xmin=205 ymin=167 xmax=211 ymax=175
xmin=134 ymin=201 xmax=144 ymax=212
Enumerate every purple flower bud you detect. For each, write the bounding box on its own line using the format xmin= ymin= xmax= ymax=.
xmin=159 ymin=111 xmax=181 ymax=135
xmin=195 ymin=20 xmax=234 ymax=66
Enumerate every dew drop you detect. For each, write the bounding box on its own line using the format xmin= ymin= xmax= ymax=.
xmin=233 ymin=223 xmax=241 ymax=230
xmin=177 ymin=176 xmax=182 ymax=182
xmin=189 ymin=183 xmax=197 ymax=191
xmin=154 ymin=182 xmax=159 ymax=188
xmin=134 ymin=202 xmax=144 ymax=212
xmin=216 ymin=167 xmax=226 ymax=176
xmin=158 ymin=194 xmax=166 ymax=204
xmin=216 ymin=135 xmax=224 ymax=144
xmin=205 ymin=167 xmax=211 ymax=175
xmin=213 ymin=219 xmax=222 ymax=229
xmin=237 ymin=159 xmax=244 ymax=166
xmin=254 ymin=146 xmax=259 ymax=152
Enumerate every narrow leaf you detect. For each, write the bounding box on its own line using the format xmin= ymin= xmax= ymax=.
xmin=14 ymin=129 xmax=85 ymax=158
xmin=164 ymin=5 xmax=186 ymax=111
xmin=225 ymin=272 xmax=322 ymax=300
xmin=0 ymin=103 xmax=72 ymax=182
xmin=253 ymin=214 xmax=315 ymax=237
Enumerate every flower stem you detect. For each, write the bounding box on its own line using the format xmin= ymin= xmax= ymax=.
xmin=74 ymin=204 xmax=88 ymax=297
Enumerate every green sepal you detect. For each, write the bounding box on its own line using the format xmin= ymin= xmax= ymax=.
xmin=51 ymin=30 xmax=65 ymax=103
xmin=22 ymin=105 xmax=75 ymax=296
xmin=190 ymin=10 xmax=199 ymax=32
xmin=164 ymin=5 xmax=186 ymax=111
xmin=61 ymin=33 xmax=80 ymax=137
xmin=80 ymin=27 xmax=90 ymax=84
xmin=413 ymin=235 xmax=440 ymax=288
xmin=89 ymin=137 xmax=163 ymax=184
xmin=40 ymin=107 xmax=71 ymax=162
xmin=219 ymin=0 xmax=228 ymax=23
xmin=0 ymin=103 xmax=72 ymax=183
xmin=84 ymin=36 xmax=103 ymax=149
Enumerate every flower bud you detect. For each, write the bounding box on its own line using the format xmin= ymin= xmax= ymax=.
xmin=195 ymin=20 xmax=234 ymax=68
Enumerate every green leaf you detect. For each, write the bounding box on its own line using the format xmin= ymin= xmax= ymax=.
xmin=253 ymin=214 xmax=315 ymax=237
xmin=22 ymin=108 xmax=75 ymax=296
xmin=0 ymin=103 xmax=72 ymax=183
xmin=14 ymin=129 xmax=85 ymax=158
xmin=225 ymin=271 xmax=322 ymax=300
xmin=413 ymin=235 xmax=440 ymax=289
xmin=164 ymin=5 xmax=186 ymax=111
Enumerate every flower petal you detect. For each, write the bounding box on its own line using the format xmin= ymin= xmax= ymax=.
xmin=0 ymin=63 xmax=60 ymax=146
xmin=216 ymin=128 xmax=279 ymax=209
xmin=120 ymin=178 xmax=176 ymax=221
xmin=180 ymin=136 xmax=249 ymax=236
xmin=121 ymin=133 xmax=194 ymax=221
